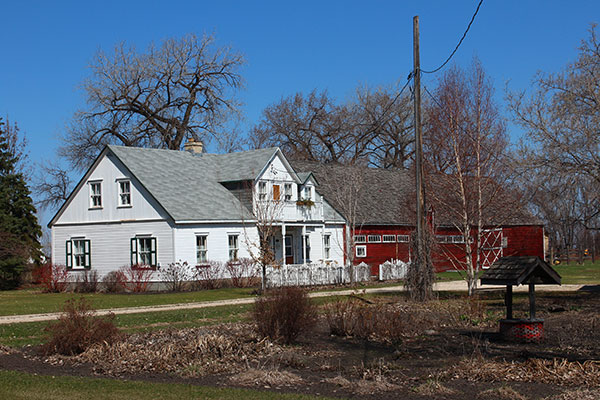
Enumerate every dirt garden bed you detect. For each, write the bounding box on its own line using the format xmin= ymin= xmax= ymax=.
xmin=1 ymin=290 xmax=599 ymax=399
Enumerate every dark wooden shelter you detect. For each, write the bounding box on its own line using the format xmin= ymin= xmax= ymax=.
xmin=481 ymin=256 xmax=561 ymax=320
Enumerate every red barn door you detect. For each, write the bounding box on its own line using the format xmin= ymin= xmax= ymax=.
xmin=480 ymin=228 xmax=503 ymax=268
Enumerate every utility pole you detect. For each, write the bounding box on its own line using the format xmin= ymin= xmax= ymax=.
xmin=413 ymin=16 xmax=426 ymax=268
xmin=408 ymin=15 xmax=432 ymax=301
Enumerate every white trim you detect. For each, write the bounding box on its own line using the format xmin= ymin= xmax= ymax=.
xmin=356 ymin=245 xmax=367 ymax=258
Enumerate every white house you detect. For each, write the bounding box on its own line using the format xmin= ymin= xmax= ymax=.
xmin=49 ymin=141 xmax=346 ymax=280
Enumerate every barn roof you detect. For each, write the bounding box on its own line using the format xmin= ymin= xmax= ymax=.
xmin=480 ymin=256 xmax=561 ymax=286
xmin=290 ymin=160 xmax=541 ymax=227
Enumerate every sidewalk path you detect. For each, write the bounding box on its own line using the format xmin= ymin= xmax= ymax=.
xmin=0 ymin=282 xmax=592 ymax=325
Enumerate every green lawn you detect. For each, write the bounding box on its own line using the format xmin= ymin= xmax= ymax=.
xmin=0 ymin=303 xmax=253 ymax=347
xmin=0 ymin=287 xmax=255 ymax=316
xmin=0 ymin=370 xmax=334 ymax=400
xmin=436 ymin=261 xmax=600 ymax=285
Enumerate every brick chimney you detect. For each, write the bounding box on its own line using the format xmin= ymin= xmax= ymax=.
xmin=183 ymin=138 xmax=204 ymax=154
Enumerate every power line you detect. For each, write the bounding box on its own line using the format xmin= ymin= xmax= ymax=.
xmin=421 ymin=0 xmax=484 ymax=74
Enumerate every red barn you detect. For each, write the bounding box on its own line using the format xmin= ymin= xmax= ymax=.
xmin=291 ymin=161 xmax=544 ymax=274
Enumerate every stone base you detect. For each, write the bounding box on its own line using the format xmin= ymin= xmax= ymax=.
xmin=499 ymin=319 xmax=544 ymax=343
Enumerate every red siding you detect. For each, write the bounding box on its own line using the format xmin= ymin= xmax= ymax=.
xmin=353 ymin=224 xmax=544 ymax=274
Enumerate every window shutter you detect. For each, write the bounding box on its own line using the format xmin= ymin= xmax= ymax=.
xmin=66 ymin=240 xmax=72 ymax=269
xmin=150 ymin=238 xmax=157 ymax=266
xmin=130 ymin=238 xmax=138 ymax=266
xmin=84 ymin=240 xmax=91 ymax=269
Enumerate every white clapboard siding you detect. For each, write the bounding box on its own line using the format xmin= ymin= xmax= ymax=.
xmin=55 ymin=153 xmax=169 ymax=225
xmin=52 ymin=220 xmax=175 ymax=280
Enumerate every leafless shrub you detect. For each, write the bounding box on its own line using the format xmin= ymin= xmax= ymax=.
xmin=193 ymin=260 xmax=223 ymax=290
xmin=159 ymin=261 xmax=193 ymax=292
xmin=33 ymin=263 xmax=68 ymax=293
xmin=41 ymin=298 xmax=121 ymax=355
xmin=226 ymin=257 xmax=258 ymax=288
xmin=253 ymin=287 xmax=316 ymax=344
xmin=119 ymin=264 xmax=154 ymax=293
xmin=74 ymin=270 xmax=99 ymax=293
xmin=413 ymin=379 xmax=456 ymax=396
xmin=101 ymin=270 xmax=127 ymax=293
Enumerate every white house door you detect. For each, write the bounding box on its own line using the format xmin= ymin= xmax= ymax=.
xmin=284 ymin=235 xmax=294 ymax=264
xmin=480 ymin=228 xmax=503 ymax=268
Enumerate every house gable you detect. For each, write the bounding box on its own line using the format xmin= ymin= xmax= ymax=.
xmin=51 ymin=150 xmax=171 ymax=226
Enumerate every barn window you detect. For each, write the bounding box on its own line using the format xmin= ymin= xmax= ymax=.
xmin=382 ymin=235 xmax=396 ymax=243
xmin=451 ymin=235 xmax=465 ymax=243
xmin=436 ymin=235 xmax=448 ymax=243
xmin=354 ymin=235 xmax=366 ymax=243
xmin=356 ymin=245 xmax=367 ymax=258
xmin=367 ymin=235 xmax=381 ymax=243
xmin=131 ymin=237 xmax=157 ymax=267
xmin=66 ymin=239 xmax=91 ymax=269
xmin=397 ymin=235 xmax=410 ymax=243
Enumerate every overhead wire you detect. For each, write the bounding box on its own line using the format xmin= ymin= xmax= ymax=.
xmin=421 ymin=0 xmax=484 ymax=75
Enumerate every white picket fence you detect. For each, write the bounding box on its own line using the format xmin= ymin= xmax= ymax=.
xmin=263 ymin=260 xmax=405 ymax=288
xmin=378 ymin=259 xmax=409 ymax=281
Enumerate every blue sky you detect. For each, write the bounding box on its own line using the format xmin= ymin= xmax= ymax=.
xmin=1 ymin=0 xmax=599 ymax=224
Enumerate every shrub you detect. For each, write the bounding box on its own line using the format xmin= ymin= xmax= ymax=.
xmin=194 ymin=260 xmax=223 ymax=290
xmin=120 ymin=264 xmax=154 ymax=292
xmin=74 ymin=270 xmax=99 ymax=293
xmin=159 ymin=261 xmax=193 ymax=292
xmin=34 ymin=263 xmax=68 ymax=293
xmin=226 ymin=257 xmax=258 ymax=288
xmin=41 ymin=297 xmax=121 ymax=355
xmin=253 ymin=286 xmax=316 ymax=344
xmin=101 ymin=270 xmax=127 ymax=293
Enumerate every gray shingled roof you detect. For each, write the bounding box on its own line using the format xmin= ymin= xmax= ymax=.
xmin=480 ymin=256 xmax=561 ymax=286
xmin=290 ymin=160 xmax=541 ymax=227
xmin=108 ymin=146 xmax=278 ymax=222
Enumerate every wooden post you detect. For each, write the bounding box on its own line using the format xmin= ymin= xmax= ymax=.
xmin=529 ymin=283 xmax=536 ymax=319
xmin=505 ymin=285 xmax=513 ymax=320
xmin=413 ymin=16 xmax=427 ymax=283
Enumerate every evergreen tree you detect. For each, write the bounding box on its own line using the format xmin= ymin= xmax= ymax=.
xmin=0 ymin=118 xmax=41 ymax=288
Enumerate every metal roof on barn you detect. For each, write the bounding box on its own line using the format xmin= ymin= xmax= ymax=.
xmin=480 ymin=256 xmax=561 ymax=286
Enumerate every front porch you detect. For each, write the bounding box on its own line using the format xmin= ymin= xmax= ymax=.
xmin=270 ymin=224 xmax=322 ymax=267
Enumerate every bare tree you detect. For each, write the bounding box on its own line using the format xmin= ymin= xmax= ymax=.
xmin=424 ymin=60 xmax=511 ymax=295
xmin=33 ymin=161 xmax=72 ymax=211
xmin=508 ymin=25 xmax=600 ymax=246
xmin=242 ymin=183 xmax=286 ymax=291
xmin=251 ymin=85 xmax=413 ymax=169
xmin=62 ymin=33 xmax=245 ymax=171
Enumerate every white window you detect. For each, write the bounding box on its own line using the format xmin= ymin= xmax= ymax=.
xmin=451 ymin=235 xmax=465 ymax=244
xmin=354 ymin=235 xmax=366 ymax=243
xmin=118 ymin=180 xmax=131 ymax=206
xmin=131 ymin=237 xmax=157 ymax=267
xmin=397 ymin=235 xmax=410 ymax=243
xmin=228 ymin=234 xmax=239 ymax=261
xmin=258 ymin=181 xmax=267 ymax=200
xmin=302 ymin=186 xmax=312 ymax=200
xmin=89 ymin=182 xmax=102 ymax=208
xmin=304 ymin=235 xmax=311 ymax=262
xmin=66 ymin=239 xmax=90 ymax=269
xmin=356 ymin=245 xmax=367 ymax=258
xmin=367 ymin=235 xmax=381 ymax=243
xmin=196 ymin=235 xmax=208 ymax=264
xmin=382 ymin=235 xmax=396 ymax=243
xmin=284 ymin=183 xmax=292 ymax=201
xmin=323 ymin=234 xmax=331 ymax=259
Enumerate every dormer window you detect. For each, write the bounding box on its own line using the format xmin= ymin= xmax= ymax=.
xmin=118 ymin=180 xmax=131 ymax=207
xmin=258 ymin=181 xmax=267 ymax=200
xmin=302 ymin=186 xmax=312 ymax=201
xmin=89 ymin=181 xmax=102 ymax=208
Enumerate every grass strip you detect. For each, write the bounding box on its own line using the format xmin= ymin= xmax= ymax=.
xmin=0 ymin=369 xmax=335 ymax=400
